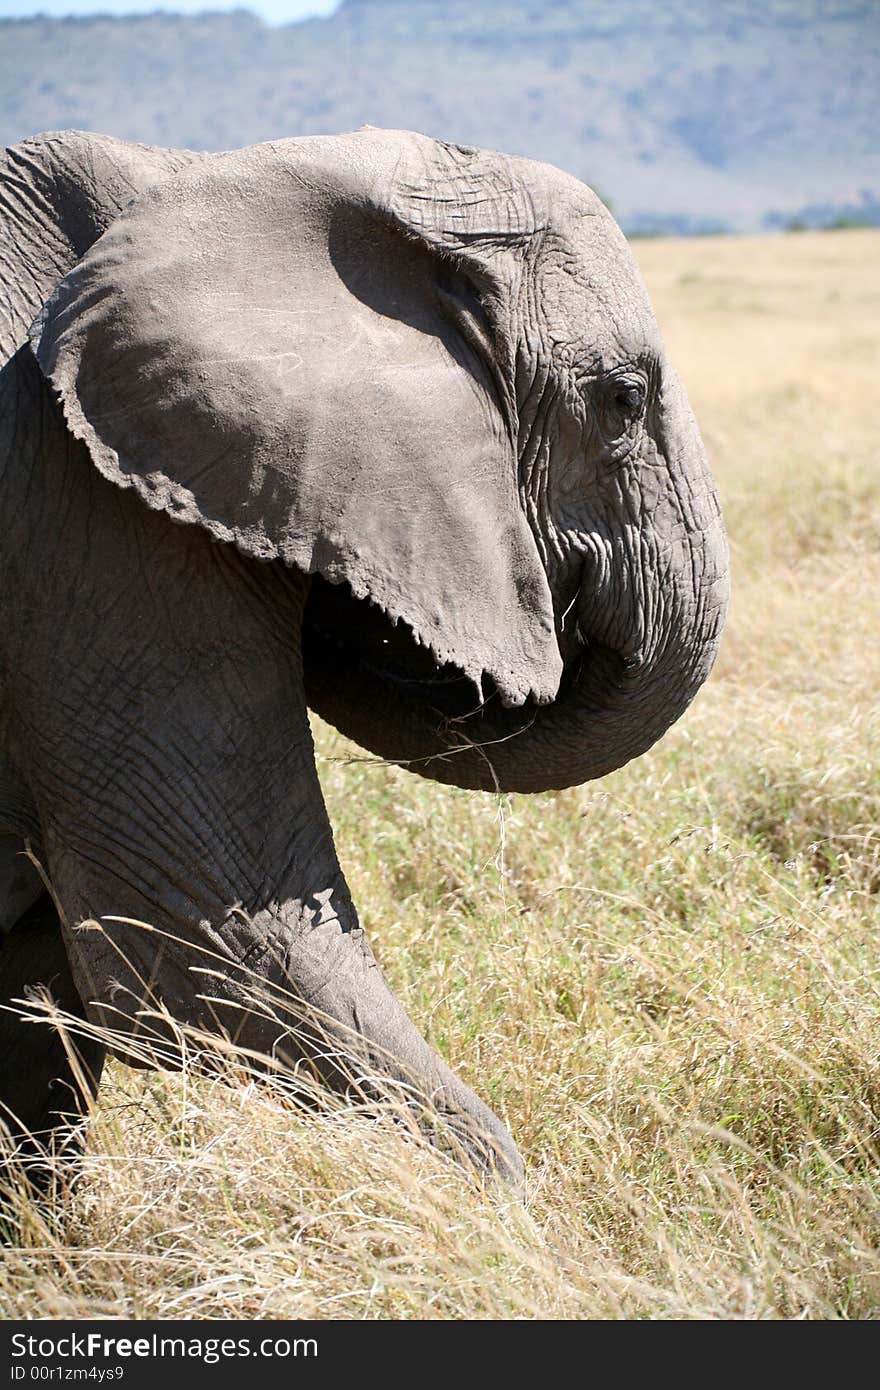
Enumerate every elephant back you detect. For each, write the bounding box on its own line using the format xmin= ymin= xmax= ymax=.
xmin=0 ymin=130 xmax=198 ymax=362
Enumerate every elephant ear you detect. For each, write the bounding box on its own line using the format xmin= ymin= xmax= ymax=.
xmin=31 ymin=129 xmax=561 ymax=707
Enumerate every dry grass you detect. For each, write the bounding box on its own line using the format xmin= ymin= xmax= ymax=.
xmin=2 ymin=229 xmax=879 ymax=1319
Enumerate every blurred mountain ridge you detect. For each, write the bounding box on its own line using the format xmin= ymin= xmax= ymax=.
xmin=2 ymin=0 xmax=877 ymax=231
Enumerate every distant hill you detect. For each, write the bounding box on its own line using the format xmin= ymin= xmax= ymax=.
xmin=1 ymin=0 xmax=877 ymax=232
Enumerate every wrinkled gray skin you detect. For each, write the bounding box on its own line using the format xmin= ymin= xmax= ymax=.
xmin=0 ymin=128 xmax=728 ymax=1183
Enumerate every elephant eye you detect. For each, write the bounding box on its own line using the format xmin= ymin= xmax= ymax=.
xmin=613 ymin=383 xmax=644 ymax=413
xmin=595 ymin=371 xmax=647 ymax=444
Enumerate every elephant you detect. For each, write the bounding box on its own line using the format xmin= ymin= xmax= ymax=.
xmin=0 ymin=127 xmax=729 ymax=1187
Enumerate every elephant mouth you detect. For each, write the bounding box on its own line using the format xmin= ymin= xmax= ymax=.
xmin=300 ymin=569 xmax=711 ymax=794
xmin=301 ymin=572 xmax=611 ymax=730
xmin=303 ymin=574 xmax=490 ymax=715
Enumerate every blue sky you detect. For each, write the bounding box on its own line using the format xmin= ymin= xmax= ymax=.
xmin=0 ymin=0 xmax=340 ymax=21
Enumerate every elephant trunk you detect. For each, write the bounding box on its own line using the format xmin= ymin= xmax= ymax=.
xmin=304 ymin=367 xmax=729 ymax=795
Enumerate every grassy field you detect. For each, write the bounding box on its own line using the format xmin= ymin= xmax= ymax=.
xmin=2 ymin=230 xmax=878 ymax=1320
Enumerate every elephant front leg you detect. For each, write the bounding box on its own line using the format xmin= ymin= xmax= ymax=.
xmin=42 ymin=795 xmax=522 ymax=1184
xmin=16 ymin=526 xmax=522 ymax=1183
xmin=254 ymin=905 xmax=524 ymax=1182
xmin=54 ymin=879 xmax=522 ymax=1184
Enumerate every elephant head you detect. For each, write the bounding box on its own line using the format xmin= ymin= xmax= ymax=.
xmin=2 ymin=128 xmax=727 ymax=1184
xmin=32 ymin=130 xmax=728 ymax=794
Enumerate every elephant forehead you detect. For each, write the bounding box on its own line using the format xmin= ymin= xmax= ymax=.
xmin=534 ymin=227 xmax=663 ymax=371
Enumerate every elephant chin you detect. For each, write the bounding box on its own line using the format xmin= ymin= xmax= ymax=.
xmin=301 ymin=574 xmax=718 ymax=795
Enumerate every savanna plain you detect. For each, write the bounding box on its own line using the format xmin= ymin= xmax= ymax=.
xmin=2 ymin=229 xmax=878 ymax=1320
